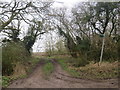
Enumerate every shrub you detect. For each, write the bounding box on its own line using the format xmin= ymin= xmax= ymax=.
xmin=70 ymin=57 xmax=89 ymax=67
xmin=2 ymin=42 xmax=30 ymax=76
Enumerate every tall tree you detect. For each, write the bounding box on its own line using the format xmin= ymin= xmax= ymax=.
xmin=1 ymin=0 xmax=52 ymax=53
xmin=23 ymin=19 xmax=45 ymax=53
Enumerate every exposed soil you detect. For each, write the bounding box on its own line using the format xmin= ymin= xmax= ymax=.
xmin=8 ymin=59 xmax=118 ymax=88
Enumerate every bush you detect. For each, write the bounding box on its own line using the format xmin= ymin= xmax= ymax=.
xmin=2 ymin=42 xmax=30 ymax=76
xmin=72 ymin=58 xmax=89 ymax=67
xmin=88 ymin=48 xmax=101 ymax=62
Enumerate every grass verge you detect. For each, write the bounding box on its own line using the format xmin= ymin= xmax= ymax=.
xmin=2 ymin=57 xmax=41 ymax=88
xmin=25 ymin=57 xmax=41 ymax=74
xmin=58 ymin=59 xmax=80 ymax=77
xmin=57 ymin=57 xmax=118 ymax=80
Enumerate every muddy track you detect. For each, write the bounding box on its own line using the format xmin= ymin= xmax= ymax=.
xmin=8 ymin=58 xmax=118 ymax=88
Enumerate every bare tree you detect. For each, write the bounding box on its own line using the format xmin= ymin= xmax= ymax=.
xmin=0 ymin=0 xmax=53 ymax=53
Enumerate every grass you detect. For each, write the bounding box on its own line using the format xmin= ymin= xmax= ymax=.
xmin=2 ymin=57 xmax=41 ymax=88
xmin=75 ymin=61 xmax=119 ymax=80
xmin=58 ymin=59 xmax=80 ymax=77
xmin=25 ymin=57 xmax=41 ymax=73
xmin=57 ymin=56 xmax=119 ymax=80
xmin=2 ymin=74 xmax=28 ymax=88
xmin=42 ymin=61 xmax=54 ymax=79
xmin=2 ymin=76 xmax=11 ymax=88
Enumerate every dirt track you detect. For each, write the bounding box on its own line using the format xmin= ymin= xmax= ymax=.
xmin=8 ymin=59 xmax=118 ymax=88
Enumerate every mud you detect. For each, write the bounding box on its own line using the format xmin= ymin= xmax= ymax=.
xmin=8 ymin=59 xmax=118 ymax=88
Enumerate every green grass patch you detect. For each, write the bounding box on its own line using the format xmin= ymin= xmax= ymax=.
xmin=42 ymin=61 xmax=54 ymax=78
xmin=2 ymin=74 xmax=28 ymax=88
xmin=2 ymin=76 xmax=11 ymax=88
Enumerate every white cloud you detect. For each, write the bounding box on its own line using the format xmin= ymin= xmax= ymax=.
xmin=0 ymin=0 xmax=11 ymax=2
xmin=53 ymin=0 xmax=85 ymax=8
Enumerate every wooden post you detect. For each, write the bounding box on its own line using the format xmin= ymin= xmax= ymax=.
xmin=98 ymin=33 xmax=105 ymax=66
